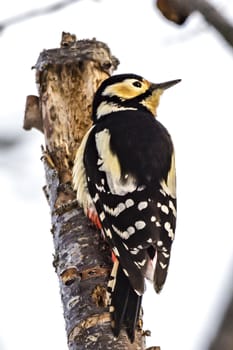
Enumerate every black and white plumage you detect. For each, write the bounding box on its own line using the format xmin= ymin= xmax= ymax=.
xmin=72 ymin=73 xmax=180 ymax=342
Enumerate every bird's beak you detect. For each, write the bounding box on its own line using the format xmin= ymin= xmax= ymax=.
xmin=150 ymin=79 xmax=181 ymax=91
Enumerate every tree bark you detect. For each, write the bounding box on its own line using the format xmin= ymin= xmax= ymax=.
xmin=24 ymin=33 xmax=149 ymax=349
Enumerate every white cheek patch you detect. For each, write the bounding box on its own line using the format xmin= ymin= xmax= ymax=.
xmin=96 ymin=101 xmax=137 ymax=119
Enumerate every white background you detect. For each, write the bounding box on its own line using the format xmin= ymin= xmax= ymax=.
xmin=0 ymin=0 xmax=233 ymax=349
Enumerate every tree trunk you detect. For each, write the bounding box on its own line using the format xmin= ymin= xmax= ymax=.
xmin=24 ymin=33 xmax=149 ymax=349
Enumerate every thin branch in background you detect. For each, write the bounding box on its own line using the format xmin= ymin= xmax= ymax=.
xmin=193 ymin=0 xmax=233 ymax=49
xmin=0 ymin=135 xmax=22 ymax=149
xmin=0 ymin=0 xmax=79 ymax=33
xmin=1 ymin=0 xmax=233 ymax=50
xmin=156 ymin=0 xmax=233 ymax=49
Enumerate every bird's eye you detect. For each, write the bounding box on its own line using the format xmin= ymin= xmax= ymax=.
xmin=132 ymin=81 xmax=142 ymax=88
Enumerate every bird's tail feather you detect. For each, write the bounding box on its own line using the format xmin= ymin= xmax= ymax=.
xmin=108 ymin=260 xmax=142 ymax=342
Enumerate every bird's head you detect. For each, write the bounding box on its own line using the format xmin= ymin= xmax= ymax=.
xmin=92 ymin=73 xmax=181 ymax=122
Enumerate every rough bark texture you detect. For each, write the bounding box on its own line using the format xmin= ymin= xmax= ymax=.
xmin=156 ymin=0 xmax=233 ymax=48
xmin=24 ymin=33 xmax=152 ymax=349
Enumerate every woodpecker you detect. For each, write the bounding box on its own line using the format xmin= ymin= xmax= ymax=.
xmin=72 ymin=73 xmax=180 ymax=342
